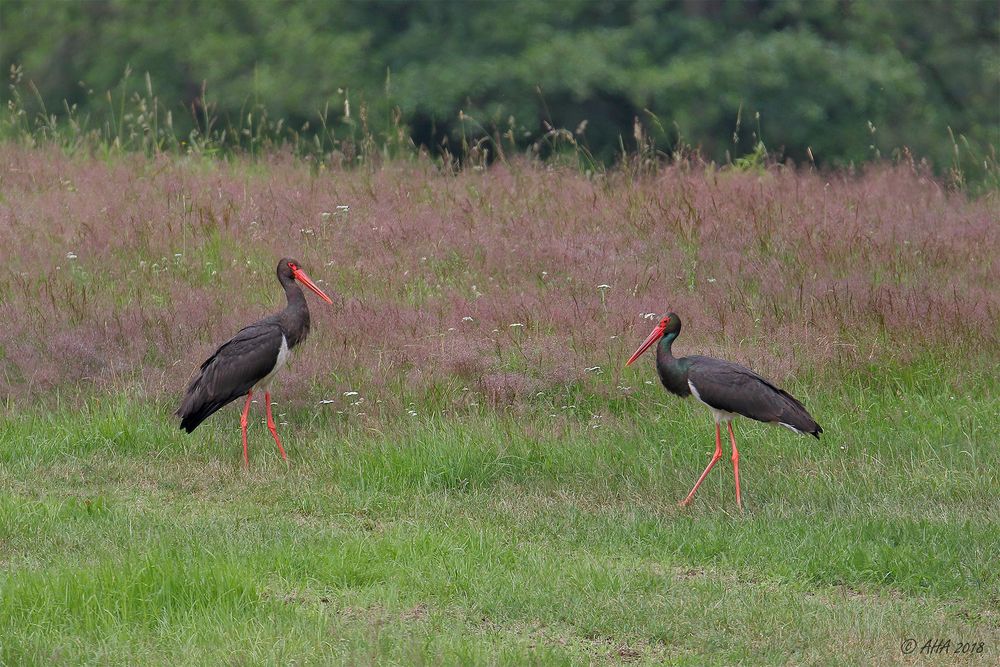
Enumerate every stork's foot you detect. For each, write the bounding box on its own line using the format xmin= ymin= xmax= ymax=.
xmin=240 ymin=391 xmax=253 ymax=469
xmin=679 ymin=424 xmax=724 ymax=508
xmin=728 ymin=422 xmax=743 ymax=512
xmin=264 ymin=392 xmax=289 ymax=464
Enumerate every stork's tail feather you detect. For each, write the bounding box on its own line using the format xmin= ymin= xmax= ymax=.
xmin=775 ymin=389 xmax=822 ymax=439
xmin=176 ymin=374 xmax=227 ymax=433
xmin=178 ymin=409 xmax=206 ymax=433
xmin=176 ymin=395 xmax=230 ymax=433
xmin=179 ymin=417 xmax=198 ymax=433
xmin=176 ymin=398 xmax=206 ymax=433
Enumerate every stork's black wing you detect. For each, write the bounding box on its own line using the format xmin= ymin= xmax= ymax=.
xmin=687 ymin=356 xmax=822 ymax=437
xmin=176 ymin=320 xmax=283 ymax=432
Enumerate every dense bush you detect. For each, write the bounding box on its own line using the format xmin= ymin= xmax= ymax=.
xmin=1 ymin=0 xmax=997 ymax=173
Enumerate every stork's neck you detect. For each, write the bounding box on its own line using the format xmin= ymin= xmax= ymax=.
xmin=655 ymin=332 xmax=690 ymax=397
xmin=655 ymin=332 xmax=677 ymax=368
xmin=661 ymin=332 xmax=676 ymax=355
xmin=280 ymin=280 xmax=311 ymax=348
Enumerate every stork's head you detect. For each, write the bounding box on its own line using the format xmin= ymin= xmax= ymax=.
xmin=277 ymin=257 xmax=334 ymax=304
xmin=625 ymin=313 xmax=681 ymax=366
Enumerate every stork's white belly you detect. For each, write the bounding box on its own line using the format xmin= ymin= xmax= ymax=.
xmin=259 ymin=335 xmax=290 ymax=388
xmin=688 ymin=379 xmax=739 ymax=423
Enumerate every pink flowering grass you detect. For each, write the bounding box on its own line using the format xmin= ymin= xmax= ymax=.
xmin=0 ymin=145 xmax=996 ymax=414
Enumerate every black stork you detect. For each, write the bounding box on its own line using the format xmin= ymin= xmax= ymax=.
xmin=625 ymin=312 xmax=821 ymax=510
xmin=176 ymin=257 xmax=333 ymax=467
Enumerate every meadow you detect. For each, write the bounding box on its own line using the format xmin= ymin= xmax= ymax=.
xmin=0 ymin=145 xmax=997 ymax=665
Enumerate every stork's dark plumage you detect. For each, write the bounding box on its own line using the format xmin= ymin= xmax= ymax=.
xmin=176 ymin=257 xmax=333 ymax=467
xmin=626 ymin=312 xmax=821 ymax=510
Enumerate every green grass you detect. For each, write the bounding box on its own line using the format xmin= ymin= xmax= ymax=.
xmin=1 ymin=358 xmax=997 ymax=665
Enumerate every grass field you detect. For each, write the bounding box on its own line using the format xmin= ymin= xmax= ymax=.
xmin=0 ymin=146 xmax=997 ymax=665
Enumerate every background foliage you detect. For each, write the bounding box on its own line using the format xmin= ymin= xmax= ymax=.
xmin=2 ymin=0 xmax=997 ymax=171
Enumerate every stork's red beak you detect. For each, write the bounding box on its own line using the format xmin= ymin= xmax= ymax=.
xmin=291 ymin=266 xmax=334 ymax=304
xmin=625 ymin=322 xmax=666 ymax=366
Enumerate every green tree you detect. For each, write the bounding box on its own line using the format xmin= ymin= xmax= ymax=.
xmin=1 ymin=0 xmax=996 ymax=169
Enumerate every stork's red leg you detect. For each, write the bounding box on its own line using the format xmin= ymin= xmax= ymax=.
xmin=264 ymin=391 xmax=288 ymax=463
xmin=680 ymin=423 xmax=724 ymax=506
xmin=240 ymin=391 xmax=253 ymax=468
xmin=728 ymin=422 xmax=743 ymax=511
